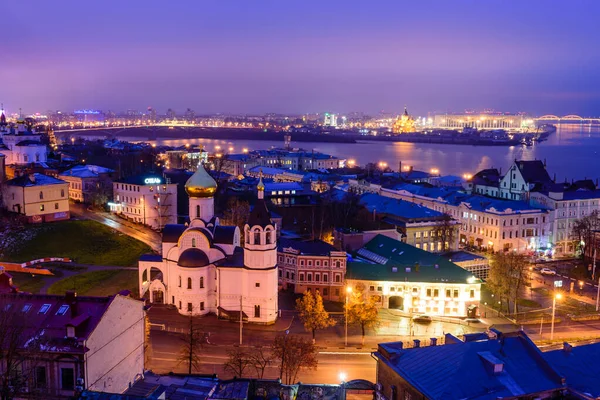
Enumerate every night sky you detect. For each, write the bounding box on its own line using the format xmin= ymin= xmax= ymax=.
xmin=3 ymin=0 xmax=599 ymax=116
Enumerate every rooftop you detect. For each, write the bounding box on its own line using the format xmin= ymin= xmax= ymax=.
xmin=346 ymin=235 xmax=477 ymax=284
xmin=278 ymin=237 xmax=341 ymax=256
xmin=0 ymin=288 xmax=131 ymax=354
xmin=5 ymin=173 xmax=67 ymax=187
xmin=376 ymin=331 xmax=564 ymax=400
xmin=360 ymin=193 xmax=445 ymax=221
xmin=60 ymin=164 xmax=114 ymax=178
xmin=542 ymin=342 xmax=600 ymax=399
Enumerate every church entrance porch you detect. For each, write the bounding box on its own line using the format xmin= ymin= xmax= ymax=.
xmin=152 ymin=289 xmax=164 ymax=304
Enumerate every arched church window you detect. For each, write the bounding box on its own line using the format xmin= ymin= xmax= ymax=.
xmin=200 ymin=276 xmax=204 ymax=288
xmin=191 ymin=238 xmax=196 ymax=248
xmin=254 ymin=230 xmax=261 ymax=245
xmin=39 ymin=191 xmax=44 ymax=200
xmin=178 ymin=276 xmax=182 ymax=287
xmin=196 ymin=205 xmax=200 ymax=218
xmin=254 ymin=305 xmax=261 ymax=318
xmin=187 ymin=277 xmax=192 ymax=289
xmin=265 ymin=229 xmax=272 ymax=244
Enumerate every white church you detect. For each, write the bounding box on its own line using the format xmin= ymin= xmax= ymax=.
xmin=138 ymin=164 xmax=279 ymax=324
xmin=0 ymin=113 xmax=48 ymax=165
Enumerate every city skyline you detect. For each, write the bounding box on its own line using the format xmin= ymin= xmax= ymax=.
xmin=3 ymin=1 xmax=600 ymax=116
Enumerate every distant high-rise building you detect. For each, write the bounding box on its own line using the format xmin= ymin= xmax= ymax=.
xmin=323 ymin=113 xmax=338 ymax=127
xmin=147 ymin=107 xmax=157 ymax=122
xmin=184 ymin=108 xmax=195 ymax=121
xmin=166 ymin=108 xmax=176 ymax=120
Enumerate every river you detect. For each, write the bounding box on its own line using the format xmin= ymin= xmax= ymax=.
xmin=90 ymin=124 xmax=600 ymax=182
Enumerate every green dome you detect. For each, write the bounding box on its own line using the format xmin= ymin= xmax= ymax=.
xmin=185 ymin=164 xmax=217 ymax=198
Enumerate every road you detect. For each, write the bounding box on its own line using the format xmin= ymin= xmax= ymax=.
xmin=70 ymin=203 xmax=161 ymax=252
xmin=149 ymin=330 xmax=376 ymax=384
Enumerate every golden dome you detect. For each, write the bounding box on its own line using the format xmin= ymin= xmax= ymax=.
xmin=257 ymin=174 xmax=265 ymax=191
xmin=185 ymin=163 xmax=217 ymax=198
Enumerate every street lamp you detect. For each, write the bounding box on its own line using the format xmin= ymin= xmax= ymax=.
xmin=338 ymin=372 xmax=347 ymax=383
xmin=345 ymin=286 xmax=352 ymax=347
xmin=551 ymin=293 xmax=562 ymax=340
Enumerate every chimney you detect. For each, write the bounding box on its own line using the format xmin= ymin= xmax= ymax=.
xmin=413 ymin=339 xmax=421 ymax=348
xmin=563 ymin=342 xmax=572 ymax=354
xmin=397 ymin=341 xmax=403 ymax=350
xmin=398 ymin=161 xmax=402 ymax=173
xmin=65 ymin=290 xmax=78 ymax=317
xmin=430 ymin=338 xmax=438 ymax=346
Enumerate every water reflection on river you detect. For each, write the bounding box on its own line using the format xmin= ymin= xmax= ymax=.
xmin=126 ymin=124 xmax=600 ymax=182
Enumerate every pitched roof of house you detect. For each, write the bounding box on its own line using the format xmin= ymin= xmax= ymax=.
xmin=376 ymin=331 xmax=565 ymax=400
xmin=543 ymin=342 xmax=600 ymax=398
xmin=5 ymin=173 xmax=66 ymax=187
xmin=515 ymin=160 xmax=552 ymax=185
xmin=0 ymin=291 xmax=133 ymax=354
xmin=60 ymin=164 xmax=114 ymax=178
xmin=346 ymin=235 xmax=477 ymax=284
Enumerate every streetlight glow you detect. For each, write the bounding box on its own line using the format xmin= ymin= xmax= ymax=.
xmin=339 ymin=372 xmax=347 ymax=383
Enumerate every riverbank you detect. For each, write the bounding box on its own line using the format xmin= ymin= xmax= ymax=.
xmin=55 ymin=126 xmax=357 ymax=144
xmin=56 ymin=125 xmax=555 ymax=147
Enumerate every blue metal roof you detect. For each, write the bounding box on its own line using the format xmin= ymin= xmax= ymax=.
xmin=360 ymin=193 xmax=445 ymax=220
xmin=543 ymin=342 xmax=600 ymax=398
xmin=377 ymin=331 xmax=564 ymax=400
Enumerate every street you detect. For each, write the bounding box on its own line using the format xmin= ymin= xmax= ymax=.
xmin=70 ymin=203 xmax=161 ymax=252
xmin=149 ymin=330 xmax=376 ymax=383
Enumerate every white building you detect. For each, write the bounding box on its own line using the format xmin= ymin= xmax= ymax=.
xmin=2 ymin=173 xmax=70 ymax=223
xmin=433 ymin=113 xmax=531 ymax=131
xmin=346 ymin=235 xmax=481 ymax=317
xmin=59 ymin=164 xmax=114 ymax=203
xmin=139 ymin=165 xmax=279 ymax=324
xmin=348 ymin=180 xmax=551 ymax=253
xmin=0 ymin=115 xmax=48 ymax=166
xmin=323 ymin=113 xmax=338 ymax=127
xmin=110 ymin=174 xmax=178 ymax=230
xmin=529 ymin=183 xmax=600 ymax=256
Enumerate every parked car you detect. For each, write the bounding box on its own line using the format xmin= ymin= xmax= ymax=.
xmin=540 ymin=268 xmax=557 ymax=276
xmin=412 ymin=315 xmax=432 ymax=324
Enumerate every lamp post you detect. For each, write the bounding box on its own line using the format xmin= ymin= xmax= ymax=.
xmin=345 ymin=286 xmax=352 ymax=347
xmin=550 ymin=293 xmax=562 ymax=340
xmin=279 ymin=329 xmax=289 ymax=381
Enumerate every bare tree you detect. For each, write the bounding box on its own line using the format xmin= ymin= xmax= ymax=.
xmin=0 ymin=301 xmax=47 ymax=400
xmin=177 ymin=313 xmax=204 ymax=374
xmin=223 ymin=347 xmax=251 ymax=378
xmin=572 ymin=210 xmax=600 ymax=259
xmin=248 ymin=346 xmax=273 ymax=379
xmin=488 ymin=252 xmax=529 ymax=315
xmin=221 ymin=198 xmax=251 ymax=241
xmin=431 ymin=213 xmax=457 ymax=252
xmin=271 ymin=334 xmax=318 ymax=385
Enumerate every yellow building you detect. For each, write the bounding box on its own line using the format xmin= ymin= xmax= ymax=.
xmin=392 ymin=107 xmax=416 ymax=134
xmin=2 ymin=173 xmax=70 ymax=223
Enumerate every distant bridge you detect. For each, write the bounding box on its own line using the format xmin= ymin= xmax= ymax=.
xmin=535 ymin=115 xmax=600 ymax=123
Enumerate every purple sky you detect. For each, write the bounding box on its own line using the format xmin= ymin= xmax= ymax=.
xmin=2 ymin=0 xmax=600 ymax=116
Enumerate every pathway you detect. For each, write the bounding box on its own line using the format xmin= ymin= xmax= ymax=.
xmin=38 ymin=263 xmax=137 ymax=294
